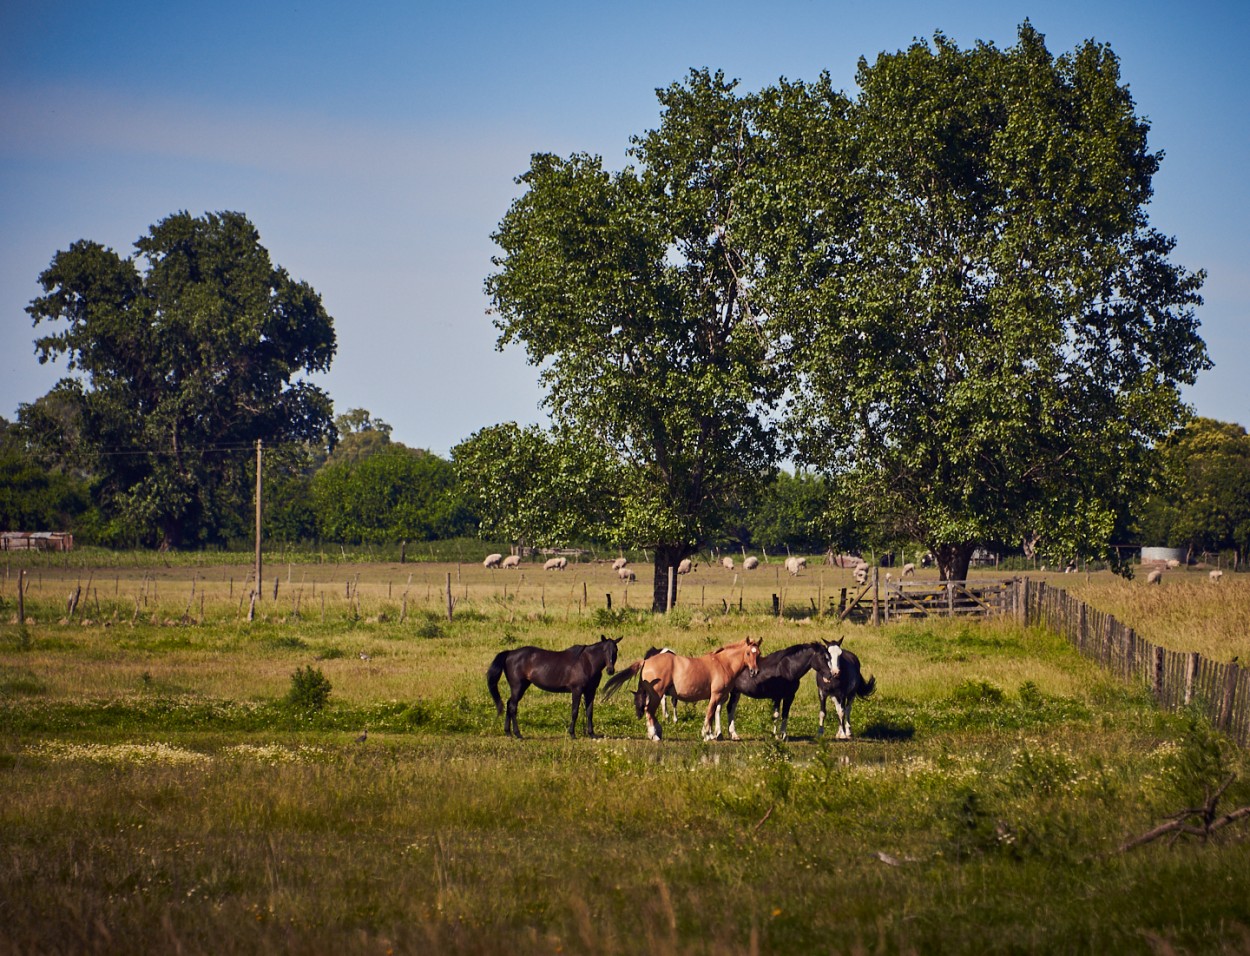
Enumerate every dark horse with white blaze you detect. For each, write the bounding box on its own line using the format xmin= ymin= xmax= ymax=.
xmin=486 ymin=634 xmax=622 ymax=738
xmin=725 ymin=641 xmax=837 ymax=740
xmin=816 ymin=637 xmax=876 ymax=739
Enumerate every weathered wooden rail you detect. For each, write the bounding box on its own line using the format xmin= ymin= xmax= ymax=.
xmin=1019 ymin=578 xmax=1248 ymax=748
xmin=835 ymin=577 xmax=1013 ymax=623
xmin=835 ymin=574 xmax=1247 ymax=747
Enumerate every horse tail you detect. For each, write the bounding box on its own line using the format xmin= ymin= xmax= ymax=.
xmin=486 ymin=650 xmax=511 ymax=714
xmin=858 ymin=673 xmax=877 ymax=700
xmin=601 ymin=660 xmax=644 ymax=701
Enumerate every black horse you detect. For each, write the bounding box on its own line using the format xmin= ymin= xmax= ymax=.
xmin=725 ymin=642 xmax=836 ymax=740
xmin=486 ymin=634 xmax=622 ymax=738
xmin=816 ymin=637 xmax=876 ymax=739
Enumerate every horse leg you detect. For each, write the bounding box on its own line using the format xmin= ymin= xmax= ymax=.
xmin=817 ymin=689 xmax=827 ymax=738
xmin=771 ymin=699 xmax=782 ymax=738
xmin=569 ymin=689 xmax=582 ymax=739
xmin=506 ymin=680 xmax=529 ymax=738
xmin=645 ymin=704 xmax=662 ymax=741
xmin=832 ymin=693 xmax=850 ymax=739
xmin=727 ymin=690 xmax=742 ymax=742
xmin=584 ymin=690 xmax=600 ymax=739
xmin=778 ymin=695 xmax=793 ymax=741
xmin=703 ymin=697 xmax=721 ymax=741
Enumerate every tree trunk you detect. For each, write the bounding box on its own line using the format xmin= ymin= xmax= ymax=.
xmin=935 ymin=542 xmax=975 ymax=583
xmin=651 ymin=545 xmax=688 ymax=613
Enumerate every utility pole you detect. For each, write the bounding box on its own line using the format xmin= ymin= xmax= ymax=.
xmin=254 ymin=439 xmax=263 ymax=603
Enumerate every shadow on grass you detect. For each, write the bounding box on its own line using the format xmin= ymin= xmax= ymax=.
xmin=858 ymin=721 xmax=916 ymax=741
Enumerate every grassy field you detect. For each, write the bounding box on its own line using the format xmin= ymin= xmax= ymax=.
xmin=3 ymin=555 xmax=1249 ymax=954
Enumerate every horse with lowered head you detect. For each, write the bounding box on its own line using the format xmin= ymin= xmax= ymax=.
xmin=603 ymin=637 xmax=762 ymax=741
xmin=486 ymin=634 xmax=622 ymax=739
xmin=816 ymin=637 xmax=876 ymax=739
xmin=725 ymin=641 xmax=837 ymax=741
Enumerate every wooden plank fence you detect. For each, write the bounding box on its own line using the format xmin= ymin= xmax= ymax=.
xmin=837 ymin=575 xmax=1248 ymax=748
xmin=1019 ymin=578 xmax=1248 ymax=748
xmin=836 ymin=577 xmax=1013 ymax=623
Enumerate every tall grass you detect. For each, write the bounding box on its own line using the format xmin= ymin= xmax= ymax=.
xmin=3 ymin=559 xmax=1250 ymax=954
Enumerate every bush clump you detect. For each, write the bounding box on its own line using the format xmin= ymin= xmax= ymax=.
xmin=286 ymin=665 xmax=332 ymax=712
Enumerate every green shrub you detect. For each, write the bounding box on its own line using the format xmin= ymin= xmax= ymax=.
xmin=285 ymin=665 xmax=332 ymax=712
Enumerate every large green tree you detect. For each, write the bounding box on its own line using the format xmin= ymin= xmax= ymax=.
xmin=770 ymin=24 xmax=1208 ymax=581
xmin=24 ymin=211 xmax=336 ymax=549
xmin=485 ymin=70 xmax=785 ymax=611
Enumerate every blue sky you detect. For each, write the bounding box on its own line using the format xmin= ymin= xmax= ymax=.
xmin=3 ymin=0 xmax=1247 ymax=455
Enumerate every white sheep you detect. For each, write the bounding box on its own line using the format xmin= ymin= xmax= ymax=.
xmin=483 ymin=553 xmax=503 ymax=569
xmin=784 ymin=556 xmax=806 ymax=576
xmin=1210 ymin=569 xmax=1224 ymax=582
xmin=612 ymin=557 xmax=628 ymax=571
xmin=722 ymin=556 xmax=734 ymax=571
xmin=618 ymin=566 xmax=637 ymax=582
xmin=902 ymin=562 xmax=915 ymax=578
xmin=743 ymin=556 xmax=760 ymax=571
xmin=543 ymin=557 xmax=567 ymax=571
xmin=677 ymin=558 xmax=694 ymax=574
xmin=501 ymin=554 xmax=521 ymax=569
xmin=853 ymin=565 xmax=869 ymax=586
xmin=1146 ymin=568 xmax=1163 ymax=585
xmin=1166 ymin=559 xmax=1181 ymax=569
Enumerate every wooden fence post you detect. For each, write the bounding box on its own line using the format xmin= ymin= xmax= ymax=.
xmin=1153 ymin=646 xmax=1165 ymax=701
xmin=1219 ymin=661 xmax=1240 ymax=731
xmin=1184 ymin=652 xmax=1199 ymax=706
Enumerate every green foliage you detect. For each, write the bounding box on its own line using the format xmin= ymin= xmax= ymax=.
xmin=767 ymin=25 xmax=1208 ymax=582
xmin=22 ymin=211 xmax=336 ymax=549
xmin=484 ymin=69 xmax=787 ymax=607
xmin=1136 ymin=417 xmax=1250 ymax=563
xmin=452 ymin=422 xmax=621 ymax=548
xmin=313 ymin=445 xmax=475 ymax=544
xmin=285 ymin=665 xmax=332 ymax=712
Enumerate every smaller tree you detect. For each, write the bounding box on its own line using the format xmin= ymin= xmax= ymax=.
xmin=1137 ymin=418 xmax=1250 ymax=567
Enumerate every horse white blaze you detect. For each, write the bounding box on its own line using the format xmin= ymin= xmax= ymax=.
xmin=827 ymin=644 xmax=843 ymax=677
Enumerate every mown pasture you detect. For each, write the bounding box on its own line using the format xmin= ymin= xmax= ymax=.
xmin=2 ymin=556 xmax=1249 ymax=954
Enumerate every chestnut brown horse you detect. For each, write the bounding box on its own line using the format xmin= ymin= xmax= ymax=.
xmin=486 ymin=634 xmax=621 ymax=738
xmin=603 ymin=637 xmax=762 ymax=741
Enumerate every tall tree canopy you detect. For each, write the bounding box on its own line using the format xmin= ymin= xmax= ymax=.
xmin=24 ymin=211 xmax=336 ymax=548
xmin=485 ymin=70 xmax=785 ymax=610
xmin=769 ymin=24 xmax=1208 ymax=580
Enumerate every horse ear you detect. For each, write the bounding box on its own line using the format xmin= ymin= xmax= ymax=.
xmin=834 ymin=636 xmax=844 ymax=647
xmin=613 ymin=636 xmax=623 ymax=645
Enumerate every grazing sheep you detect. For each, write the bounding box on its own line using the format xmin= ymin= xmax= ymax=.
xmin=902 ymin=562 xmax=915 ymax=577
xmin=612 ymin=557 xmax=628 ymax=571
xmin=722 ymin=556 xmax=734 ymax=571
xmin=484 ymin=553 xmax=503 ymax=569
xmin=1210 ymin=569 xmax=1224 ymax=582
xmin=1166 ymin=559 xmax=1181 ymax=569
xmin=743 ymin=556 xmax=760 ymax=571
xmin=618 ymin=566 xmax=637 ymax=582
xmin=501 ymin=555 xmax=521 ymax=569
xmin=784 ymin=556 xmax=806 ymax=576
xmin=853 ymin=566 xmax=869 ymax=586
xmin=1146 ymin=568 xmax=1163 ymax=585
xmin=543 ymin=557 xmax=567 ymax=571
xmin=677 ymin=558 xmax=694 ymax=575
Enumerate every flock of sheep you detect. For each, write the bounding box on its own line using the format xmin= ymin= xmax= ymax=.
xmin=1145 ymin=558 xmax=1225 ymax=585
xmin=482 ymin=552 xmax=825 ymax=580
xmin=483 ymin=551 xmax=1228 ymax=585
